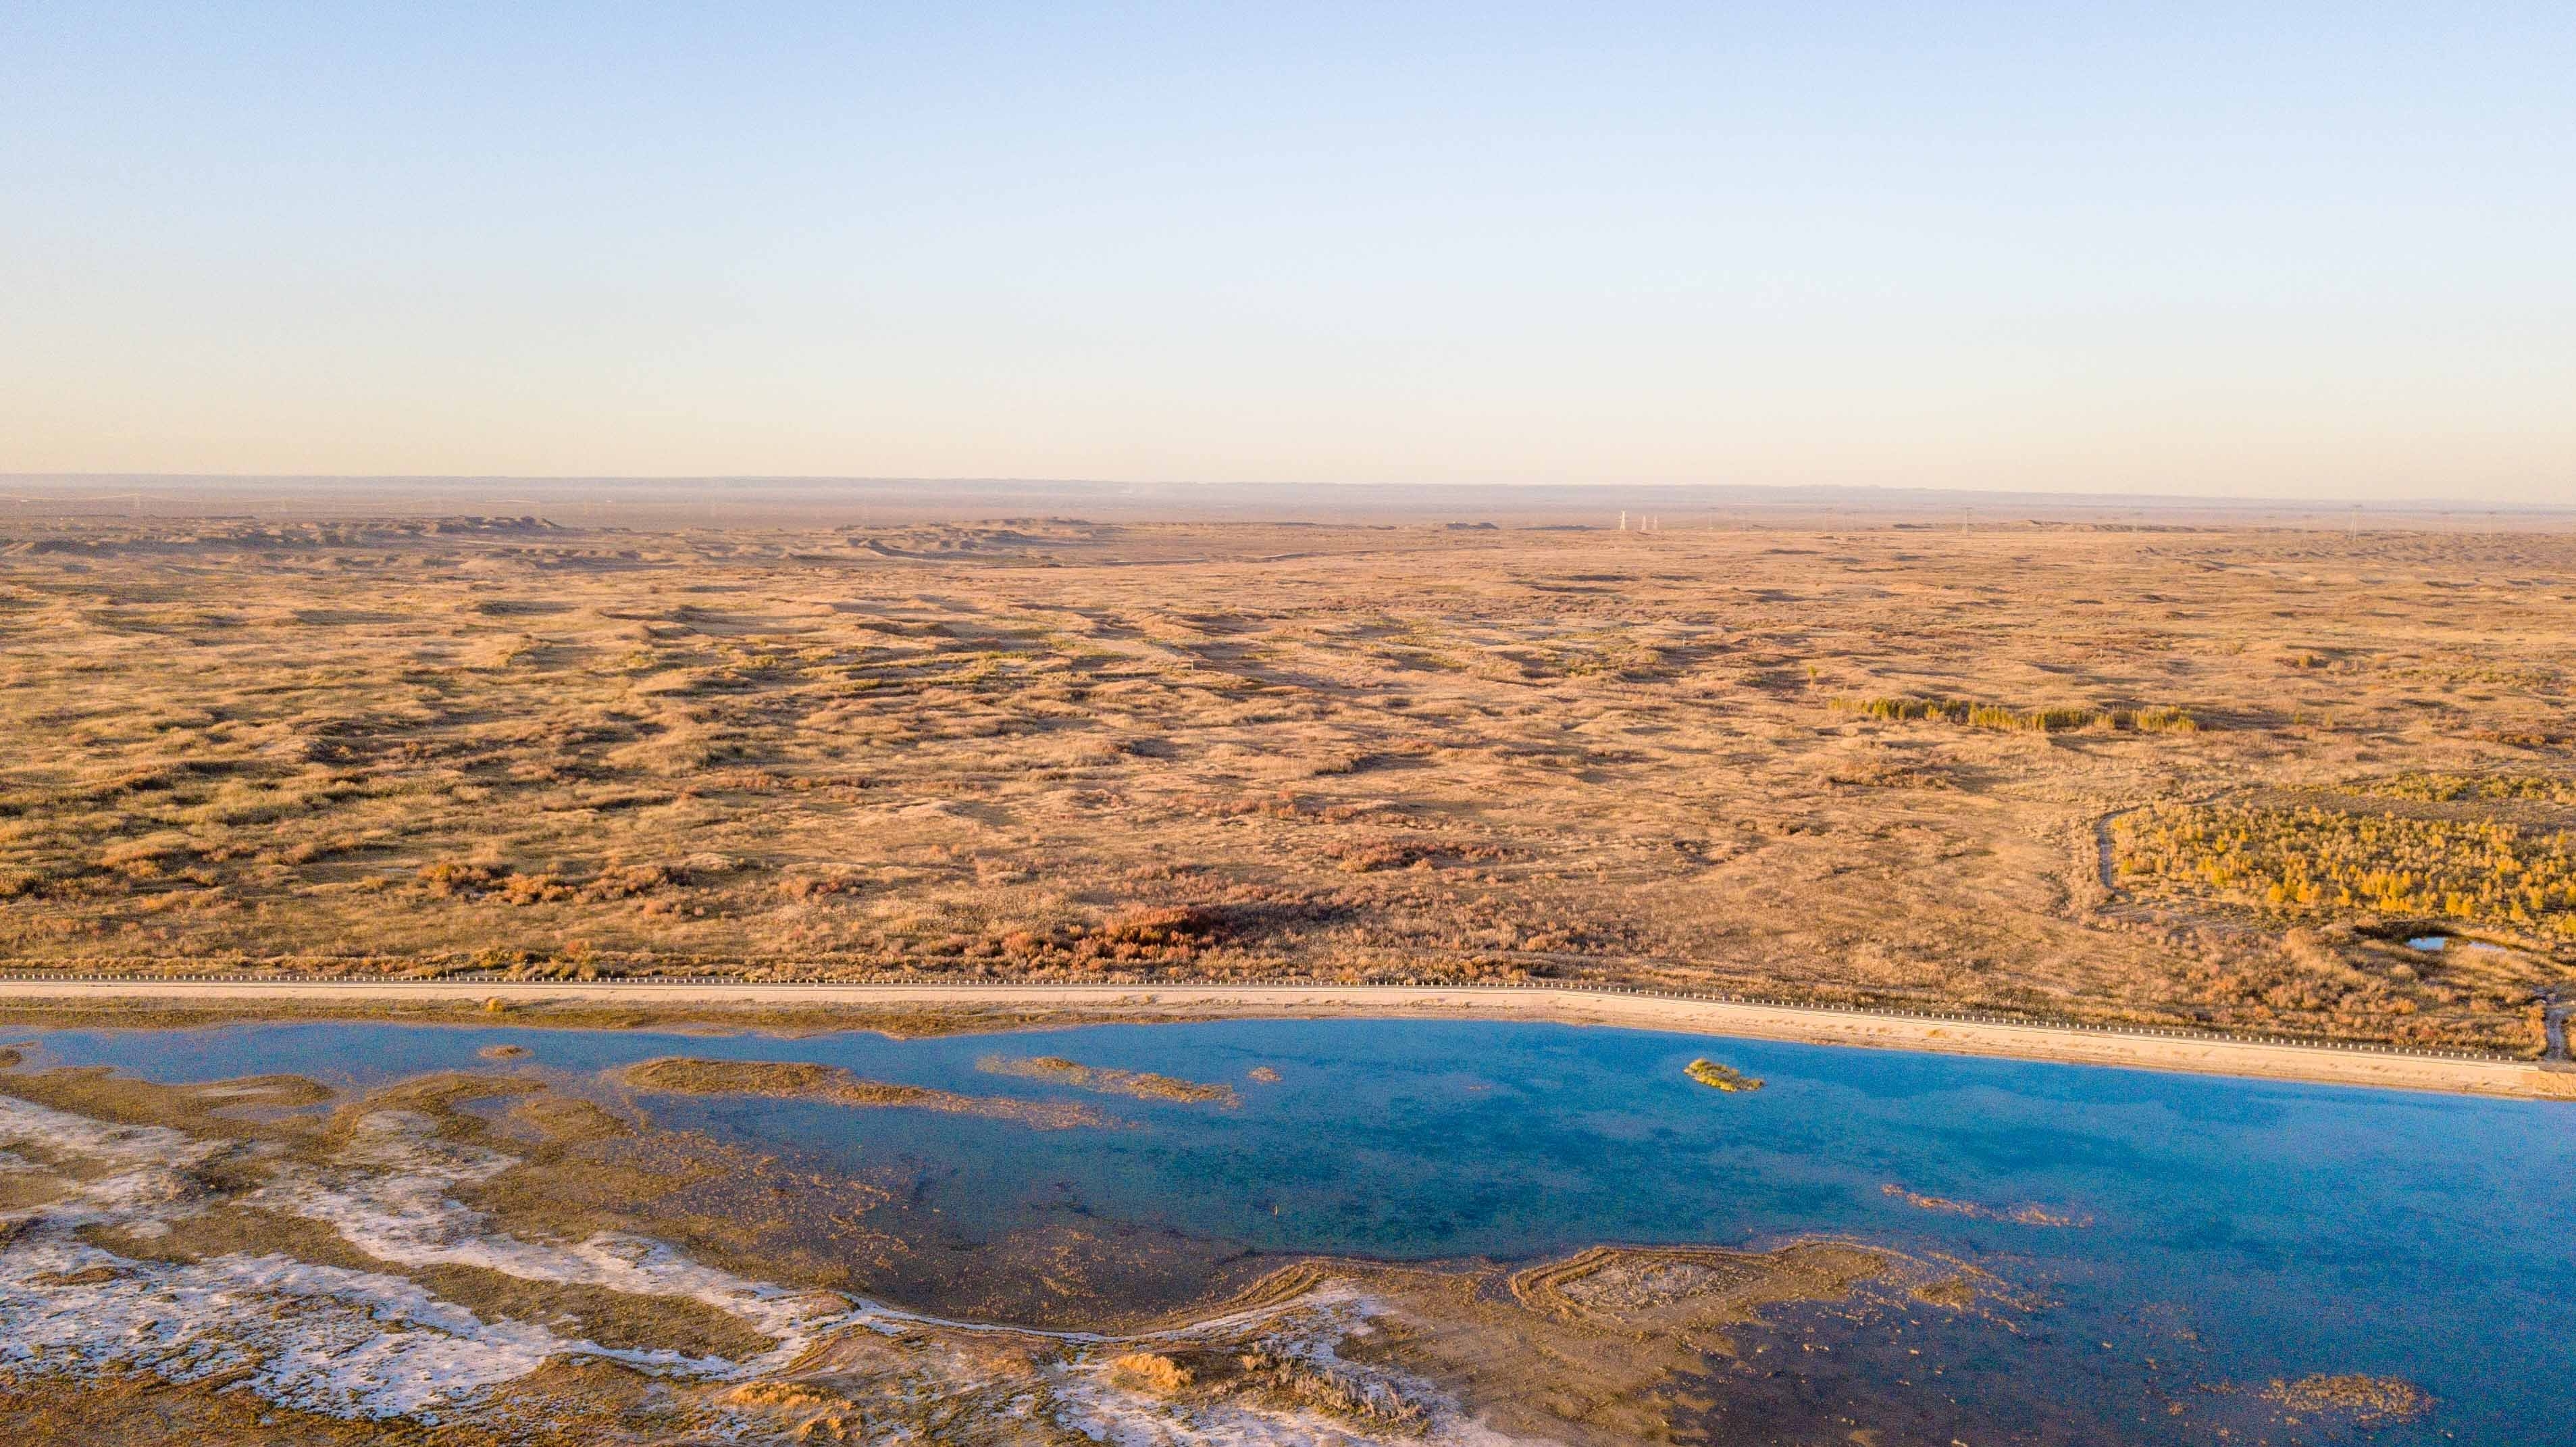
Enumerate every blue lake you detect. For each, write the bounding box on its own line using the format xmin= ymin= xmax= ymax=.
xmin=16 ymin=1017 xmax=2572 ymax=1444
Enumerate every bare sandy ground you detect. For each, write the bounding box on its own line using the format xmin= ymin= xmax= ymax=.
xmin=4 ymin=977 xmax=2569 ymax=1100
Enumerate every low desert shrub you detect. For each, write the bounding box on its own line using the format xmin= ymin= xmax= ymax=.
xmin=2345 ymin=771 xmax=2576 ymax=806
xmin=1830 ymin=695 xmax=2197 ymax=734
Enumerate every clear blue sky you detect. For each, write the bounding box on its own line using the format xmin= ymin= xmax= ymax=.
xmin=5 ymin=3 xmax=2570 ymax=500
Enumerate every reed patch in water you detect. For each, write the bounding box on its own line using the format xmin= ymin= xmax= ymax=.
xmin=614 ymin=1056 xmax=1106 ymax=1128
xmin=976 ymin=1054 xmax=1239 ymax=1107
xmin=1684 ymin=1059 xmax=1763 ymax=1092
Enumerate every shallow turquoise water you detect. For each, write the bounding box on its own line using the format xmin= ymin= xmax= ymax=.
xmin=19 ymin=1018 xmax=2574 ymax=1444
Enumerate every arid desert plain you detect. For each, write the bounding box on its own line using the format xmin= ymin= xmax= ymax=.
xmin=5 ymin=512 xmax=2573 ymax=1055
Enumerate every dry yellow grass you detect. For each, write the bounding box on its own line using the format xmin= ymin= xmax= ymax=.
xmin=3 ymin=514 xmax=2571 ymax=1052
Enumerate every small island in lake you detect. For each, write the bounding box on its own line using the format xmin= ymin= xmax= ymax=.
xmin=1686 ymin=1059 xmax=1764 ymax=1092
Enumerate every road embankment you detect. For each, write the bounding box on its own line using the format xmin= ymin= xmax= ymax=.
xmin=1 ymin=976 xmax=2567 ymax=1100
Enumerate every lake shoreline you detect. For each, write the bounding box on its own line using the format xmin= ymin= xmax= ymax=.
xmin=3 ymin=977 xmax=2570 ymax=1100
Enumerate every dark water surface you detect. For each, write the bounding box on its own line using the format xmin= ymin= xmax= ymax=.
xmin=19 ymin=1019 xmax=2573 ymax=1445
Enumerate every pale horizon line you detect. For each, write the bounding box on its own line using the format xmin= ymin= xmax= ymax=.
xmin=4 ymin=472 xmax=2569 ymax=515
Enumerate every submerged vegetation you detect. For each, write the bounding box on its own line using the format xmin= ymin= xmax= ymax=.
xmin=1881 ymin=1184 xmax=2090 ymax=1228
xmin=2113 ymin=802 xmax=2576 ymax=942
xmin=2256 ymin=1374 xmax=2432 ymax=1426
xmin=1684 ymin=1058 xmax=1763 ymax=1092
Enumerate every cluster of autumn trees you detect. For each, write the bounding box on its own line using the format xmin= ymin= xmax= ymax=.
xmin=2115 ymin=801 xmax=2576 ymax=941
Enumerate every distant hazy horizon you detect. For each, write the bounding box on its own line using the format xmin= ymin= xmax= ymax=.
xmin=9 ymin=472 xmax=2575 ymax=507
xmin=6 ymin=5 xmax=2571 ymax=502
xmin=9 ymin=474 xmax=2568 ymax=530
